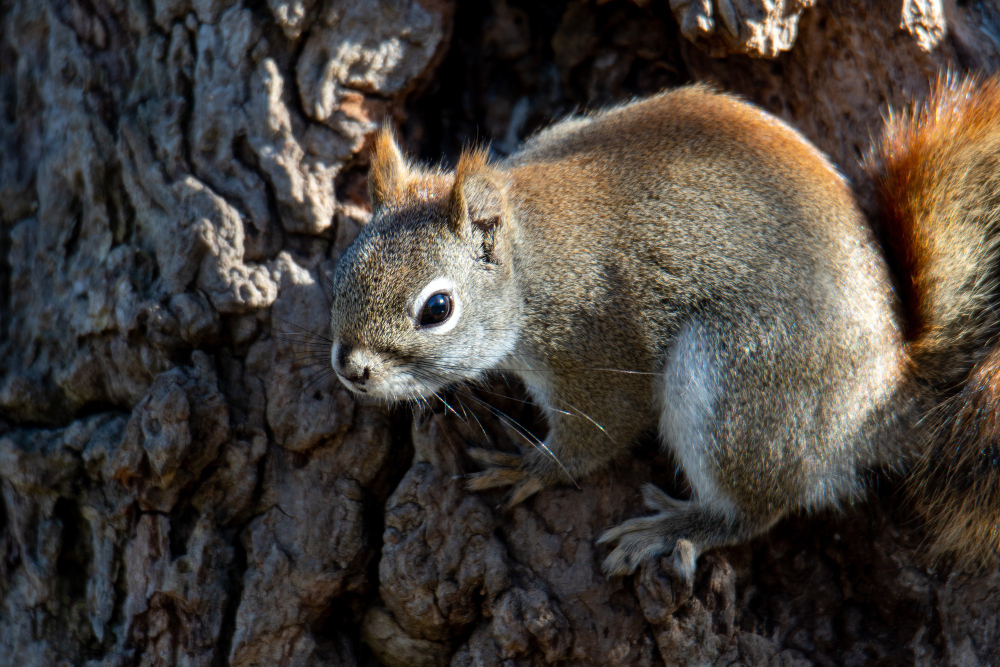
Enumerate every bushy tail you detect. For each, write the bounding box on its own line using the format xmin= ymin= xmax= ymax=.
xmin=867 ymin=74 xmax=1000 ymax=563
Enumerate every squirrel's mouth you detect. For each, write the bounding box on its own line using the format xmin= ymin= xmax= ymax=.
xmin=330 ymin=341 xmax=442 ymax=401
xmin=336 ymin=376 xmax=368 ymax=394
xmin=334 ymin=369 xmax=441 ymax=402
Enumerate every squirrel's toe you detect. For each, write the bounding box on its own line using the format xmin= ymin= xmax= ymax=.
xmin=641 ymin=483 xmax=689 ymax=512
xmin=503 ymin=478 xmax=546 ymax=508
xmin=466 ymin=467 xmax=524 ymax=492
xmin=467 ymin=447 xmax=522 ymax=468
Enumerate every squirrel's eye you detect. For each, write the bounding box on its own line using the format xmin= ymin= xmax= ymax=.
xmin=419 ymin=292 xmax=452 ymax=327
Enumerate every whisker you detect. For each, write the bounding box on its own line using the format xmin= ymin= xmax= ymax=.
xmin=398 ymin=356 xmax=611 ymax=441
xmin=279 ymin=354 xmax=332 ymax=365
xmin=457 ymin=390 xmax=546 ymax=453
xmin=549 ymin=395 xmax=608 ymax=436
xmin=466 ymin=384 xmax=572 ymax=416
xmin=316 ymin=267 xmax=335 ymax=307
xmin=301 ymin=367 xmax=336 ymax=392
xmin=507 ymin=354 xmax=608 ymax=436
xmin=455 ymin=394 xmax=491 ymax=444
xmin=270 ymin=335 xmax=332 ymax=349
xmin=431 ymin=390 xmax=470 ymax=428
xmin=271 ymin=315 xmax=332 ymax=342
xmin=410 ymin=358 xmax=659 ymax=376
xmin=265 ymin=362 xmax=327 ymax=389
xmin=455 ymin=390 xmax=579 ymax=489
xmin=269 ymin=329 xmax=332 ymax=339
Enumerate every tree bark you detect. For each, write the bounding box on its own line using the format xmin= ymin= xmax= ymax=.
xmin=1 ymin=0 xmax=999 ymax=665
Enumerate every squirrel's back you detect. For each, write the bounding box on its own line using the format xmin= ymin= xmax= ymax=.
xmin=506 ymin=86 xmax=849 ymax=218
xmin=503 ymin=86 xmax=891 ymax=302
xmin=509 ymin=86 xmax=832 ymax=175
xmin=503 ymin=87 xmax=882 ymax=289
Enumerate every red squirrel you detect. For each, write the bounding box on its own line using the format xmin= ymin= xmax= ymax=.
xmin=328 ymin=75 xmax=1000 ymax=581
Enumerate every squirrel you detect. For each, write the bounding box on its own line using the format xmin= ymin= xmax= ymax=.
xmin=327 ymin=75 xmax=1000 ymax=582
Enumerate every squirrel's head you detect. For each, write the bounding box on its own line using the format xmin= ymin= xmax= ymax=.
xmin=329 ymin=127 xmax=520 ymax=401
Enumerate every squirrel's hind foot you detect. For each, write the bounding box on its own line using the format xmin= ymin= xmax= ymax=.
xmin=599 ymin=484 xmax=757 ymax=580
xmin=599 ymin=519 xmax=698 ymax=583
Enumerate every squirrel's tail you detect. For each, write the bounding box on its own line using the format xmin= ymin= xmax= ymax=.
xmin=867 ymin=74 xmax=1000 ymax=563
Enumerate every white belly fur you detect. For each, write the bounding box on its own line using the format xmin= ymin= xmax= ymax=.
xmin=659 ymin=321 xmax=739 ymax=517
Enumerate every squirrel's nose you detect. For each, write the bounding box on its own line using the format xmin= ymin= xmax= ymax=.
xmin=334 ymin=343 xmax=372 ymax=385
xmin=343 ymin=366 xmax=371 ymax=383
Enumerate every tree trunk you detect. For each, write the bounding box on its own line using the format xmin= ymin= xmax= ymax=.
xmin=1 ymin=0 xmax=999 ymax=664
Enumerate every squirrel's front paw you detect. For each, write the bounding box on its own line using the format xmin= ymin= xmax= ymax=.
xmin=466 ymin=448 xmax=548 ymax=508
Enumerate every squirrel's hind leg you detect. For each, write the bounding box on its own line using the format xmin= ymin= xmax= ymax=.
xmin=598 ymin=319 xmax=783 ymax=579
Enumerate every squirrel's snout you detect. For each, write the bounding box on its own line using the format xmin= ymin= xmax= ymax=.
xmin=343 ymin=366 xmax=371 ymax=384
xmin=332 ymin=342 xmax=374 ymax=392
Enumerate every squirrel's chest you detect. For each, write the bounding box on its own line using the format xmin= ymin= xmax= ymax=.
xmin=503 ymin=353 xmax=556 ymax=415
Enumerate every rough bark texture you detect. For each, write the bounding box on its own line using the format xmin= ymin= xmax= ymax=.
xmin=2 ymin=0 xmax=1000 ymax=665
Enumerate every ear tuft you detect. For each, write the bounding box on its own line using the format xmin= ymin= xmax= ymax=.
xmin=449 ymin=146 xmax=505 ymax=234
xmin=454 ymin=145 xmax=491 ymax=184
xmin=368 ymin=125 xmax=408 ymax=209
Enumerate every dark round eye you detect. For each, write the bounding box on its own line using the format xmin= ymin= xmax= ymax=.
xmin=419 ymin=292 xmax=452 ymax=326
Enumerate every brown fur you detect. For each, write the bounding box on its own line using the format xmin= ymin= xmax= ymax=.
xmin=338 ymin=78 xmax=1000 ymax=579
xmin=449 ymin=146 xmax=508 ymax=240
xmin=868 ymin=74 xmax=1000 ymax=563
xmin=368 ymin=126 xmax=410 ymax=208
xmin=915 ymin=348 xmax=1000 ymax=563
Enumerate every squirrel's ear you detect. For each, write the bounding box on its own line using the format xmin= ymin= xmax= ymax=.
xmin=368 ymin=126 xmax=408 ymax=209
xmin=449 ymin=147 xmax=506 ymax=241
